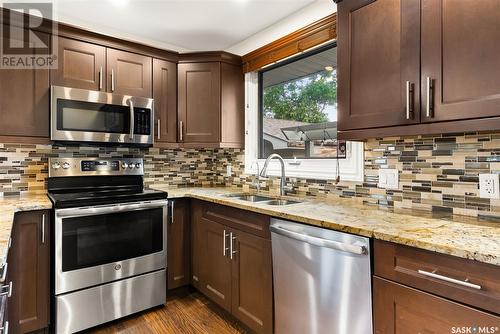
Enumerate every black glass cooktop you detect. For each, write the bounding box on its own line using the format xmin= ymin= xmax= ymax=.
xmin=49 ymin=188 xmax=168 ymax=209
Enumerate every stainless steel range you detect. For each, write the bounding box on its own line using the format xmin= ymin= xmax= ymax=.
xmin=48 ymin=158 xmax=168 ymax=333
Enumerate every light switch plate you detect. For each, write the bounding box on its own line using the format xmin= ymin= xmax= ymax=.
xmin=226 ymin=164 xmax=232 ymax=177
xmin=378 ymin=169 xmax=399 ymax=189
xmin=479 ymin=173 xmax=500 ymax=199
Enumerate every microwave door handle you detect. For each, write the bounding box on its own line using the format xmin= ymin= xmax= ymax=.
xmin=129 ymin=100 xmax=134 ymax=140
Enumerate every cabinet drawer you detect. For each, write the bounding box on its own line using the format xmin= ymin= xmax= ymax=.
xmin=198 ymin=201 xmax=271 ymax=239
xmin=374 ymin=240 xmax=500 ymax=314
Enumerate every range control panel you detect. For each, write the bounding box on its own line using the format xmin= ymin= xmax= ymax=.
xmin=49 ymin=158 xmax=144 ymax=177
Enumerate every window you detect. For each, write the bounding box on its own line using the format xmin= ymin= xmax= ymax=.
xmin=245 ymin=42 xmax=364 ymax=182
xmin=259 ymin=44 xmax=342 ymax=159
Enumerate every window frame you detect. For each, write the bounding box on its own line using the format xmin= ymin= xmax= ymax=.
xmin=257 ymin=42 xmax=340 ymax=160
xmin=244 ymin=44 xmax=364 ymax=182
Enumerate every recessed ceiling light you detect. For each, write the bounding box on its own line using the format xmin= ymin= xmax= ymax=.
xmin=325 ymin=66 xmax=334 ymax=72
xmin=109 ymin=0 xmax=129 ymax=8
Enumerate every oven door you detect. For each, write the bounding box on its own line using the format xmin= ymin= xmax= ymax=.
xmin=54 ymin=200 xmax=167 ymax=295
xmin=51 ymin=85 xmax=154 ymax=145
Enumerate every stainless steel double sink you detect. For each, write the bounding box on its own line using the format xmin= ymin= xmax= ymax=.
xmin=223 ymin=193 xmax=302 ymax=206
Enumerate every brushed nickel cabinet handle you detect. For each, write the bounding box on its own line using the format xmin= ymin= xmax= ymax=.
xmin=230 ymin=232 xmax=237 ymax=260
xmin=179 ymin=121 xmax=183 ymax=142
xmin=223 ymin=230 xmax=229 ymax=257
xmin=426 ymin=77 xmax=434 ymax=118
xmin=157 ymin=119 xmax=161 ymax=140
xmin=99 ymin=66 xmax=103 ymax=90
xmin=406 ymin=81 xmax=414 ymax=120
xmin=111 ymin=69 xmax=115 ymax=92
xmin=41 ymin=214 xmax=45 ymax=244
xmin=170 ymin=201 xmax=174 ymax=224
xmin=418 ymin=269 xmax=481 ymax=290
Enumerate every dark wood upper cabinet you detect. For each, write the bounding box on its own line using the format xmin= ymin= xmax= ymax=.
xmin=178 ymin=62 xmax=221 ymax=144
xmin=0 ymin=28 xmax=49 ymax=139
xmin=421 ymin=0 xmax=500 ymax=122
xmin=107 ymin=48 xmax=152 ymax=98
xmin=167 ymin=199 xmax=190 ymax=290
xmin=337 ymin=0 xmax=420 ymax=130
xmin=8 ymin=210 xmax=50 ymax=333
xmin=177 ymin=55 xmax=244 ymax=148
xmin=153 ymin=58 xmax=177 ymax=143
xmin=373 ymin=277 xmax=499 ymax=334
xmin=231 ymin=230 xmax=273 ymax=334
xmin=198 ymin=217 xmax=232 ymax=312
xmin=51 ymin=37 xmax=106 ymax=91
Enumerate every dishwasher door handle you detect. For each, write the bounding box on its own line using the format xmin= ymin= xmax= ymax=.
xmin=270 ymin=225 xmax=368 ymax=255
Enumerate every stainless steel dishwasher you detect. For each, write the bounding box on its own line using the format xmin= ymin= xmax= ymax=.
xmin=270 ymin=218 xmax=372 ymax=334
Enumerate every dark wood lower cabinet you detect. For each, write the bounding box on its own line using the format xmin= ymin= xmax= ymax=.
xmin=199 ymin=217 xmax=232 ymax=312
xmin=167 ymin=199 xmax=191 ymax=290
xmin=8 ymin=210 xmax=50 ymax=334
xmin=193 ymin=201 xmax=274 ymax=334
xmin=373 ymin=277 xmax=499 ymax=334
xmin=231 ymin=230 xmax=273 ymax=334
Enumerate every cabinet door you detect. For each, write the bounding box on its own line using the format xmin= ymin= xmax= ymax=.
xmin=153 ymin=59 xmax=177 ymax=143
xmin=107 ymin=49 xmax=152 ymax=97
xmin=51 ymin=37 xmax=106 ymax=91
xmin=0 ymin=30 xmax=49 ymax=138
xmin=231 ymin=230 xmax=273 ymax=334
xmin=337 ymin=0 xmax=420 ymax=130
xmin=373 ymin=277 xmax=500 ymax=334
xmin=167 ymin=200 xmax=190 ymax=290
xmin=421 ymin=0 xmax=500 ymax=122
xmin=198 ymin=218 xmax=232 ymax=312
xmin=178 ymin=62 xmax=220 ymax=143
xmin=8 ymin=211 xmax=50 ymax=333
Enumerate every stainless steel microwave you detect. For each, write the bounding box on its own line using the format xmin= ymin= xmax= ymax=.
xmin=51 ymin=86 xmax=154 ymax=146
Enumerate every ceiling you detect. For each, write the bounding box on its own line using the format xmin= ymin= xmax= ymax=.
xmin=53 ymin=0 xmax=318 ymax=52
xmin=262 ymin=46 xmax=337 ymax=88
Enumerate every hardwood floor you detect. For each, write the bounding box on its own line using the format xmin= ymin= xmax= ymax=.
xmin=84 ymin=292 xmax=249 ymax=334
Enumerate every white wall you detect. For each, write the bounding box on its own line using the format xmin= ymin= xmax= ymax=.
xmin=225 ymin=0 xmax=337 ymax=56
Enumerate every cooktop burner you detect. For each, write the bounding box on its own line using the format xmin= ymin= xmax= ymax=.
xmin=47 ymin=157 xmax=167 ymax=209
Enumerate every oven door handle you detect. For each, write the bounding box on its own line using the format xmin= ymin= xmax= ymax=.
xmin=55 ymin=200 xmax=168 ymax=218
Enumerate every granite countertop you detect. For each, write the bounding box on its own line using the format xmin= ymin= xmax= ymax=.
xmin=0 ymin=194 xmax=52 ymax=263
xmin=152 ymin=185 xmax=500 ymax=266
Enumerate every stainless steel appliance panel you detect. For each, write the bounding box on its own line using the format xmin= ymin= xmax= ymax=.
xmin=51 ymin=86 xmax=154 ymax=145
xmin=54 ymin=200 xmax=168 ymax=294
xmin=270 ymin=219 xmax=373 ymax=334
xmin=55 ymin=269 xmax=166 ymax=334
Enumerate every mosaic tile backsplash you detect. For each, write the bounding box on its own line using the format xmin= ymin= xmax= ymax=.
xmin=2 ymin=131 xmax=500 ymax=218
xmin=230 ymin=132 xmax=500 ymax=218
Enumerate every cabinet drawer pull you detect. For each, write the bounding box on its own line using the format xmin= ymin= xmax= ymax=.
xmin=99 ymin=66 xmax=103 ymax=90
xmin=157 ymin=119 xmax=161 ymax=140
xmin=0 ymin=281 xmax=12 ymax=298
xmin=0 ymin=263 xmax=7 ymax=284
xmin=230 ymin=232 xmax=237 ymax=260
xmin=0 ymin=321 xmax=9 ymax=334
xmin=179 ymin=121 xmax=183 ymax=142
xmin=170 ymin=201 xmax=174 ymax=224
xmin=418 ymin=269 xmax=481 ymax=290
xmin=406 ymin=81 xmax=414 ymax=120
xmin=41 ymin=213 xmax=45 ymax=244
xmin=111 ymin=69 xmax=115 ymax=92
xmin=223 ymin=230 xmax=229 ymax=257
xmin=426 ymin=76 xmax=434 ymax=118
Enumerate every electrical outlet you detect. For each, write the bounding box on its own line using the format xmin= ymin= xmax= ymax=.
xmin=378 ymin=169 xmax=399 ymax=189
xmin=226 ymin=164 xmax=232 ymax=177
xmin=479 ymin=174 xmax=500 ymax=199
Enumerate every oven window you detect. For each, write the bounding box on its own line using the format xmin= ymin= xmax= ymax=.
xmin=61 ymin=208 xmax=164 ymax=272
xmin=57 ymin=99 xmax=130 ymax=133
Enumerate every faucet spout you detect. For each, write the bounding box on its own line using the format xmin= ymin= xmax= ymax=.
xmin=260 ymin=154 xmax=286 ymax=196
